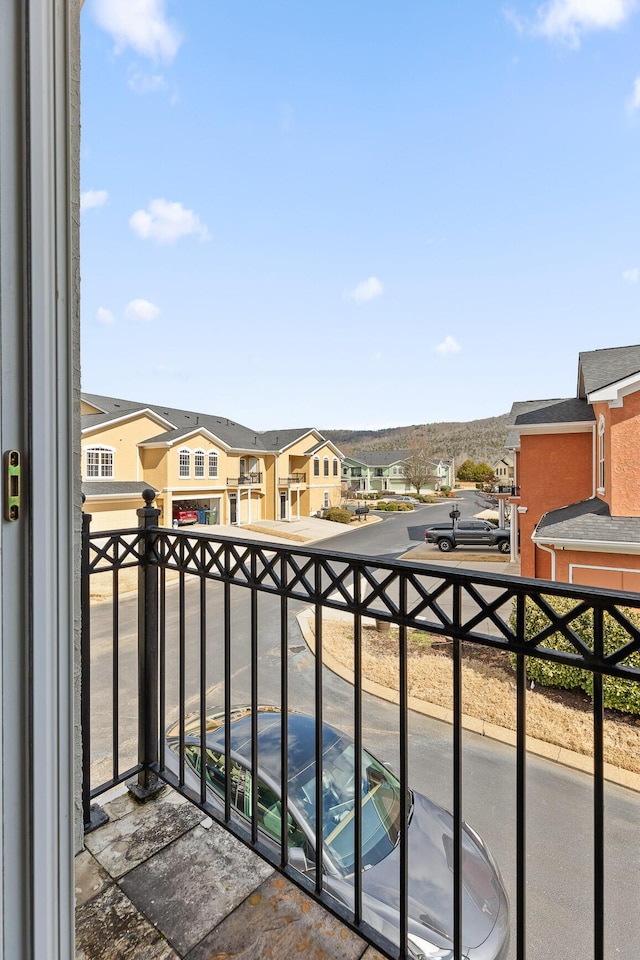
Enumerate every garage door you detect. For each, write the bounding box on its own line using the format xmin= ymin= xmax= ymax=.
xmin=571 ymin=566 xmax=640 ymax=592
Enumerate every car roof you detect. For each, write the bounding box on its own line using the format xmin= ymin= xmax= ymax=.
xmin=182 ymin=708 xmax=346 ymax=783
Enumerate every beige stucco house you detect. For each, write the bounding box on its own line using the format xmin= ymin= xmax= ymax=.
xmin=81 ymin=393 xmax=344 ymax=530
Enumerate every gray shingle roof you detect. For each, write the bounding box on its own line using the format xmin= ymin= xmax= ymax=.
xmin=82 ymin=481 xmax=158 ymax=498
xmin=508 ymin=398 xmax=594 ymax=427
xmin=578 ymin=344 xmax=640 ymax=396
xmin=535 ymin=497 xmax=640 ymax=544
xmin=351 ymin=450 xmax=410 ymax=467
xmin=81 ymin=393 xmax=332 ymax=455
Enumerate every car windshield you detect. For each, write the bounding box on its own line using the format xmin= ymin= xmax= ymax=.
xmin=289 ymin=736 xmax=405 ymax=874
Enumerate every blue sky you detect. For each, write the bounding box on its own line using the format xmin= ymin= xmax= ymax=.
xmin=81 ymin=0 xmax=640 ymax=430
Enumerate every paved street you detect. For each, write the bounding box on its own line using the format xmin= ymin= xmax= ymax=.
xmin=87 ymin=500 xmax=640 ymax=960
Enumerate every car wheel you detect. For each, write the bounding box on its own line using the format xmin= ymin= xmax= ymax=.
xmin=498 ymin=540 xmax=510 ymax=554
xmin=438 ymin=539 xmax=454 ymax=552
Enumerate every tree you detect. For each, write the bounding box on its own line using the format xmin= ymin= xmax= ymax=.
xmin=475 ymin=462 xmax=495 ymax=483
xmin=456 ymin=458 xmax=478 ymax=481
xmin=400 ymin=445 xmax=434 ymax=494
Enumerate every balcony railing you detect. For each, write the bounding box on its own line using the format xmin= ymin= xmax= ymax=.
xmin=81 ymin=490 xmax=640 ymax=960
xmin=496 ymin=483 xmax=520 ymax=496
xmin=226 ymin=473 xmax=263 ymax=485
xmin=279 ymin=473 xmax=307 ymax=484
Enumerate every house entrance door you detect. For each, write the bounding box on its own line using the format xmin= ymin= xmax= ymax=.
xmin=280 ymin=492 xmax=287 ymax=519
xmin=229 ymin=494 xmax=237 ymax=524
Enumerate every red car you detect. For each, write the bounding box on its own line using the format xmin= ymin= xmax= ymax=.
xmin=173 ymin=507 xmax=198 ymax=526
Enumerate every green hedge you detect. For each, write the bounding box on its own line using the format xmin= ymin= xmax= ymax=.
xmin=511 ymin=596 xmax=640 ymax=714
xmin=323 ymin=507 xmax=353 ymax=524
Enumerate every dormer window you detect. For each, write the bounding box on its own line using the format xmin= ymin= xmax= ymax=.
xmin=85 ymin=445 xmax=114 ymax=478
xmin=597 ymin=415 xmax=605 ymax=493
xmin=179 ymin=448 xmax=191 ymax=479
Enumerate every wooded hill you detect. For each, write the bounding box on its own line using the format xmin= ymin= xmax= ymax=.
xmin=323 ymin=413 xmax=509 ymax=467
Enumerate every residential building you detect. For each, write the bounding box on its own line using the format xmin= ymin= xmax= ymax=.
xmin=81 ymin=393 xmax=344 ymax=530
xmin=507 ymin=344 xmax=640 ymax=588
xmin=341 ymin=450 xmax=453 ymax=494
xmin=493 ymin=453 xmax=514 ymax=484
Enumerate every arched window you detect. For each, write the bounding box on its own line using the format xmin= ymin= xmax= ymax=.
xmin=333 ymin=458 xmax=338 ymax=476
xmin=194 ymin=449 xmax=205 ymax=479
xmin=208 ymin=451 xmax=218 ymax=478
xmin=323 ymin=456 xmax=329 ymax=477
xmin=179 ymin=448 xmax=191 ymax=479
xmin=598 ymin=415 xmax=605 ymax=492
xmin=313 ymin=457 xmax=320 ymax=477
xmin=85 ymin=445 xmax=114 ymax=478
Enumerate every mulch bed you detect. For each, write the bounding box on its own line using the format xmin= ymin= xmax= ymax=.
xmin=364 ymin=625 xmax=640 ymax=731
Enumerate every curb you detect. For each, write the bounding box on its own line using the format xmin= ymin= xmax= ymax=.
xmin=296 ymin=611 xmax=640 ymax=794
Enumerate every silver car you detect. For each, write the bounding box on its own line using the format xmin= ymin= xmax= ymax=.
xmin=166 ymin=706 xmax=510 ymax=959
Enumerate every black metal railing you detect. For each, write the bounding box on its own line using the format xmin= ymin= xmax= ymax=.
xmin=81 ymin=490 xmax=640 ymax=960
xmin=496 ymin=484 xmax=520 ymax=496
xmin=227 ymin=473 xmax=263 ymax=485
xmin=278 ymin=473 xmax=306 ymax=484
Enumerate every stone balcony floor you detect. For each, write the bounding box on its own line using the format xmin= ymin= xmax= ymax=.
xmin=75 ymin=786 xmax=384 ymax=960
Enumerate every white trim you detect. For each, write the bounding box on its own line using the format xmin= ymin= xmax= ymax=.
xmin=178 ymin=447 xmax=191 ymax=479
xmin=83 ymin=443 xmax=115 ymax=479
xmin=533 ymin=535 xmax=640 ymax=556
xmin=511 ymin=420 xmax=594 ymax=437
xmin=588 ymin=371 xmax=640 ymax=406
xmin=569 ymin=561 xmax=640 ymax=583
xmin=81 ymin=407 xmax=176 ymax=435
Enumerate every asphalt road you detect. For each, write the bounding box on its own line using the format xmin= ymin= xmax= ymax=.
xmin=88 ymin=499 xmax=640 ymax=959
xmin=321 ymin=490 xmax=498 ymax=560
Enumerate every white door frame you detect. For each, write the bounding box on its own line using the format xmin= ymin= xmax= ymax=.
xmin=1 ymin=2 xmax=78 ymax=957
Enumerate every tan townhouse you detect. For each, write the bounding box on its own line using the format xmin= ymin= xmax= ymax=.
xmin=81 ymin=393 xmax=343 ymax=530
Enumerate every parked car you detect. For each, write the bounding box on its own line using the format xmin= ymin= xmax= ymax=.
xmin=166 ymin=706 xmax=510 ymax=959
xmin=172 ymin=507 xmax=198 ymax=525
xmin=424 ymin=519 xmax=511 ymax=553
xmin=386 ymin=495 xmax=420 ymax=504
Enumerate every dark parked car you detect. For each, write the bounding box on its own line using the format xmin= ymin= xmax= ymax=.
xmin=166 ymin=706 xmax=510 ymax=959
xmin=424 ymin=519 xmax=511 ymax=553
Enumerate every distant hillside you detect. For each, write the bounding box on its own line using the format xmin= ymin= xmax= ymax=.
xmin=323 ymin=414 xmax=509 ymax=466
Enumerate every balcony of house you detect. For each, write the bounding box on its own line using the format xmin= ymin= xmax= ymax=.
xmin=226 ymin=472 xmax=264 ymax=486
xmin=496 ymin=484 xmax=520 ymax=497
xmin=78 ymin=489 xmax=640 ymax=960
xmin=278 ymin=472 xmax=307 ymax=486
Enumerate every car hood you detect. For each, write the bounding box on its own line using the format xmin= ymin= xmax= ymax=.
xmin=359 ymin=791 xmax=504 ymax=951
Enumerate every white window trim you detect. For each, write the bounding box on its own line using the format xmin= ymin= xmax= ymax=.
xmin=84 ymin=444 xmax=115 ymax=479
xmin=178 ymin=447 xmax=191 ymax=479
xmin=313 ymin=457 xmax=320 ymax=477
xmin=208 ymin=450 xmax=219 ymax=479
xmin=194 ymin=448 xmax=206 ymax=479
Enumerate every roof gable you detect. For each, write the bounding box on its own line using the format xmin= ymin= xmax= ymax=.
xmin=578 ymin=344 xmax=640 ymax=397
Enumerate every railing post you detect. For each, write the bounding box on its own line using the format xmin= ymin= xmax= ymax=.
xmin=128 ymin=488 xmax=163 ymax=801
xmin=81 ymin=499 xmax=109 ymax=832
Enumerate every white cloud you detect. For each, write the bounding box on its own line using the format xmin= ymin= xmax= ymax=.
xmin=96 ymin=307 xmax=116 ymax=325
xmin=93 ymin=0 xmax=182 ymax=63
xmin=628 ymin=76 xmax=640 ymax=112
xmin=127 ymin=68 xmax=168 ymax=95
xmin=506 ymin=0 xmax=637 ymax=46
xmin=81 ymin=189 xmax=108 ymax=212
xmin=129 ymin=198 xmax=210 ymax=243
xmin=125 ymin=298 xmax=160 ymax=321
xmin=623 ymin=268 xmax=639 ymax=282
xmin=347 ymin=276 xmax=384 ymax=303
xmin=435 ymin=335 xmax=461 ymax=356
